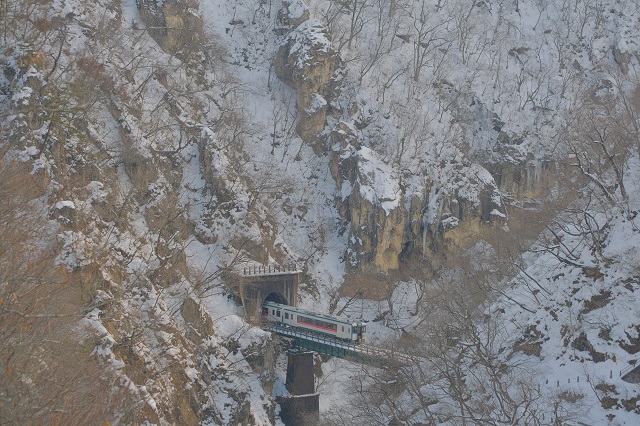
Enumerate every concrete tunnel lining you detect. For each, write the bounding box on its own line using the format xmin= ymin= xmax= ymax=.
xmin=264 ymin=292 xmax=288 ymax=305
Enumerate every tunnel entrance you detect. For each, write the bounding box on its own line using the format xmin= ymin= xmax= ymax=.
xmin=264 ymin=292 xmax=288 ymax=305
xmin=238 ymin=266 xmax=301 ymax=323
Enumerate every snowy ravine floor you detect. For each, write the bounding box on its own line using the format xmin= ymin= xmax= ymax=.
xmin=485 ymin=155 xmax=640 ymax=424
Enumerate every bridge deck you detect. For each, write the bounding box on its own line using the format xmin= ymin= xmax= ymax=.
xmin=267 ymin=324 xmax=421 ymax=365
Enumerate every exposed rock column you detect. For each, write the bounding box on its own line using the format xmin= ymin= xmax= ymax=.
xmin=274 ymin=12 xmax=339 ymax=147
xmin=137 ymin=0 xmax=204 ymax=56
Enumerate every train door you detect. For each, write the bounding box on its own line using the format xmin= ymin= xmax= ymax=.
xmin=356 ymin=323 xmax=366 ymax=343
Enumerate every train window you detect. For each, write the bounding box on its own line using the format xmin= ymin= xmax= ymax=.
xmin=297 ymin=315 xmax=337 ymax=331
xmin=285 ymin=312 xmax=289 ymax=319
xmin=276 ymin=310 xmax=281 ymax=317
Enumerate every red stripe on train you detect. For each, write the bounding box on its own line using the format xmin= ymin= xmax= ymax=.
xmin=297 ymin=321 xmax=337 ymax=333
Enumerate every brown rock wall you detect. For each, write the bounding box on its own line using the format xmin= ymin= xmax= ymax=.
xmin=137 ymin=0 xmax=204 ymax=56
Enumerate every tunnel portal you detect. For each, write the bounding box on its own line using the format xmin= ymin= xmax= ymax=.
xmin=237 ymin=264 xmax=301 ymax=323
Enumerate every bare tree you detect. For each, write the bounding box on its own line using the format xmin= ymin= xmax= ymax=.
xmin=326 ymin=0 xmax=375 ymax=50
xmin=411 ymin=2 xmax=453 ymax=82
xmin=0 ymin=163 xmax=132 ymax=424
xmin=563 ymin=97 xmax=634 ymax=206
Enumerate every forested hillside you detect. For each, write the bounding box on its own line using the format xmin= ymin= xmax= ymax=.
xmin=1 ymin=0 xmax=639 ymax=424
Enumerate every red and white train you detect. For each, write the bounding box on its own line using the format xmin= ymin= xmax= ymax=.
xmin=262 ymin=301 xmax=367 ymax=343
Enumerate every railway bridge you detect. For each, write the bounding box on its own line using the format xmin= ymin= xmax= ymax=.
xmin=235 ymin=265 xmax=420 ymax=425
xmin=270 ymin=324 xmax=422 ymax=426
xmin=268 ymin=324 xmax=421 ymax=366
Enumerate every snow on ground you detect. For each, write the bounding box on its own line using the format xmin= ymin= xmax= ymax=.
xmin=485 ymin=154 xmax=640 ymax=424
xmin=6 ymin=0 xmax=639 ymax=422
xmin=195 ymin=0 xmax=640 ymax=421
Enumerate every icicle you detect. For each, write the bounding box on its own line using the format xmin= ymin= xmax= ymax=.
xmin=422 ymin=213 xmax=427 ymax=258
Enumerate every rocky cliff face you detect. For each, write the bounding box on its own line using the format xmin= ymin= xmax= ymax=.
xmin=331 ymin=147 xmax=507 ymax=273
xmin=137 ymin=0 xmax=204 ymax=57
xmin=269 ymin=7 xmax=511 ymax=275
xmin=269 ymin=9 xmax=547 ymax=275
xmin=268 ymin=0 xmax=579 ymax=277
xmin=327 ymin=111 xmax=509 ymax=274
xmin=274 ymin=4 xmax=340 ymax=147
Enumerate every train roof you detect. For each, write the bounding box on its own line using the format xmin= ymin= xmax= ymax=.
xmin=262 ymin=301 xmax=365 ymax=325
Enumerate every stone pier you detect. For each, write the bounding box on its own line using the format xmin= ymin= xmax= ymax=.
xmin=276 ymin=349 xmax=319 ymax=426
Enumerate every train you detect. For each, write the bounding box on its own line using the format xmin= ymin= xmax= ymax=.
xmin=262 ymin=301 xmax=367 ymax=343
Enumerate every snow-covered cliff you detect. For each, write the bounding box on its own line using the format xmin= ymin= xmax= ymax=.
xmin=1 ymin=0 xmax=639 ymax=424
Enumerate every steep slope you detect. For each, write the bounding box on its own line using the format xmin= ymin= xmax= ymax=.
xmin=2 ymin=0 xmax=640 ymax=424
xmin=484 ymin=154 xmax=640 ymax=424
xmin=1 ymin=0 xmax=287 ymax=423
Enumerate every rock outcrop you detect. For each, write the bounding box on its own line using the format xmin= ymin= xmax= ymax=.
xmin=181 ymin=297 xmax=216 ymax=345
xmin=137 ymin=0 xmax=204 ymax=57
xmin=613 ymin=46 xmax=633 ymax=75
xmin=274 ymin=10 xmax=339 ymax=146
xmin=329 ymin=121 xmax=506 ymax=274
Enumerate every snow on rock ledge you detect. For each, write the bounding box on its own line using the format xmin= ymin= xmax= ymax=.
xmin=330 ymin=122 xmax=506 ymax=274
xmin=275 ymin=0 xmax=309 ymax=35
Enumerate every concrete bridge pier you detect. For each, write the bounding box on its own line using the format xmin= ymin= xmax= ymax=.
xmin=276 ymin=349 xmax=319 ymax=426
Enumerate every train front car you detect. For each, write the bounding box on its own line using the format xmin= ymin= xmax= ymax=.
xmin=261 ymin=302 xmax=278 ymax=322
